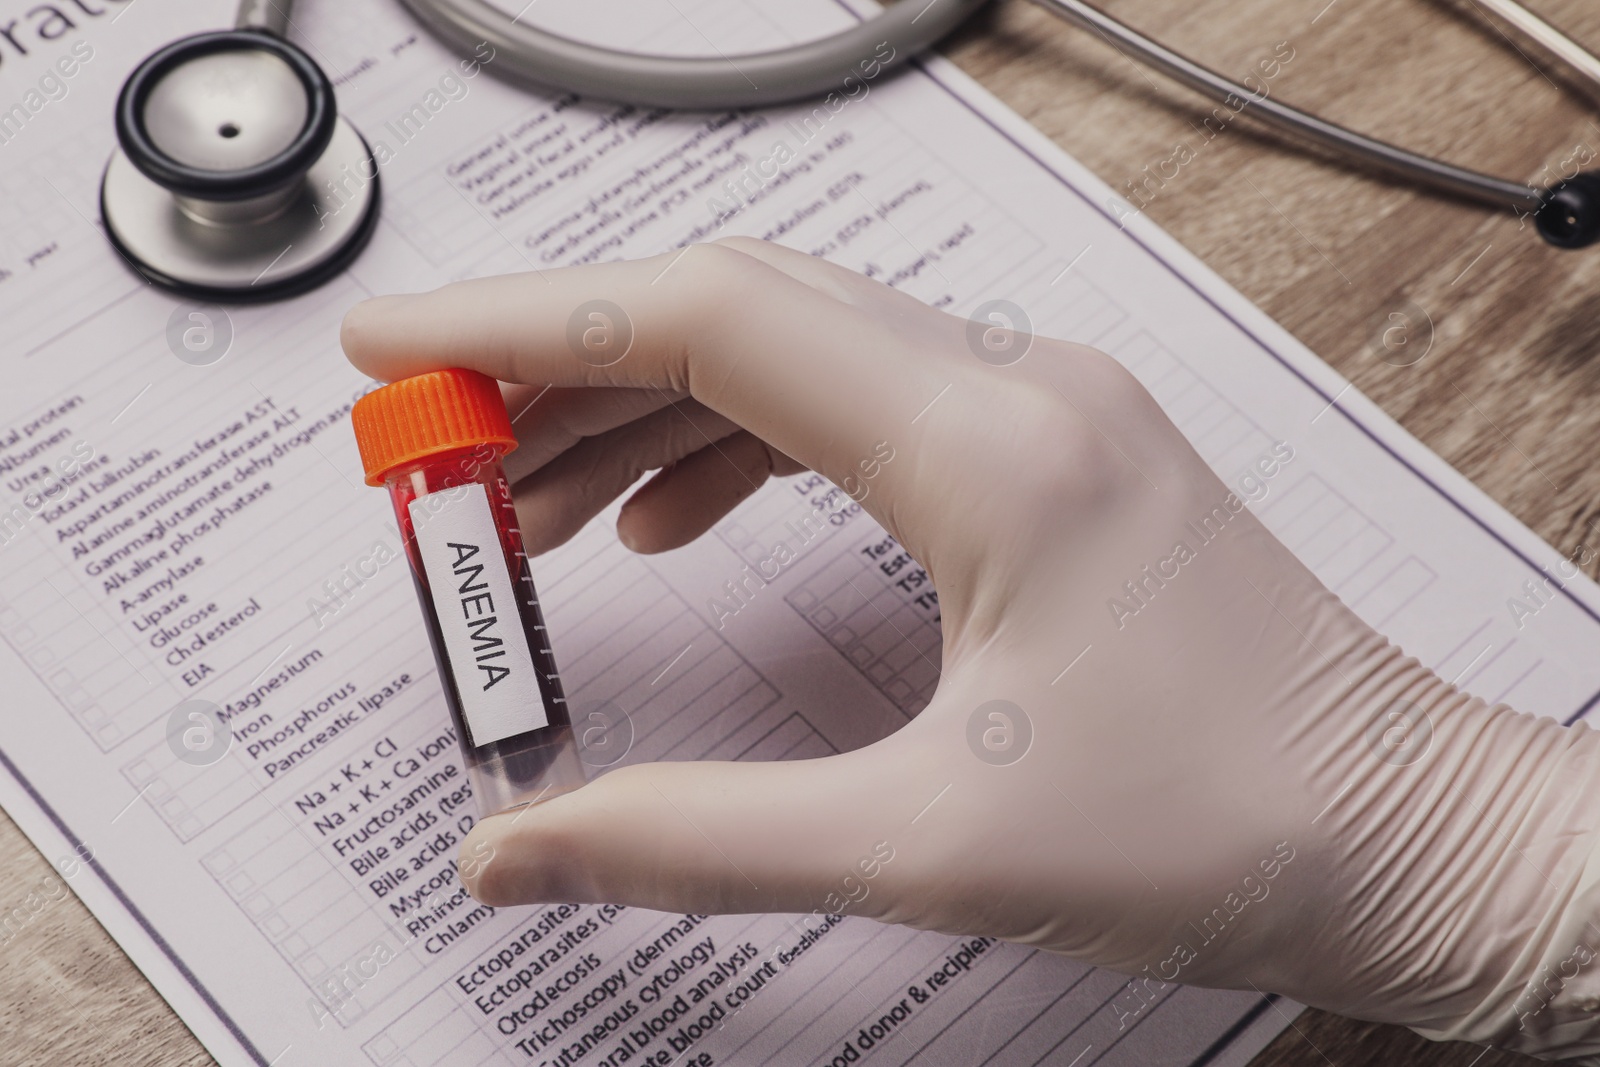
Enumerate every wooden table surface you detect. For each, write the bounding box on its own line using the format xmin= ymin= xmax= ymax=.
xmin=5 ymin=0 xmax=1599 ymax=1063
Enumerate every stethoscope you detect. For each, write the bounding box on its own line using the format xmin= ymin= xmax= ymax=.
xmin=102 ymin=0 xmax=1600 ymax=302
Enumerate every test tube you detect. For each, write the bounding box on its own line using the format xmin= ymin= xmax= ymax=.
xmin=351 ymin=368 xmax=585 ymax=817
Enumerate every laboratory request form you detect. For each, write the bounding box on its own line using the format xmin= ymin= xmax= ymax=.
xmin=2 ymin=1 xmax=1600 ymax=1066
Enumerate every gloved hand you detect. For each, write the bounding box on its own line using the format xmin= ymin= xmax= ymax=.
xmin=342 ymin=238 xmax=1600 ymax=1061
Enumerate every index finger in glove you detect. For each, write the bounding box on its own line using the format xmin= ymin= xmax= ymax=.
xmin=340 ymin=243 xmax=943 ymax=501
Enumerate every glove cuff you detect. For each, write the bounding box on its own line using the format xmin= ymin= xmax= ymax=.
xmin=1408 ymin=715 xmax=1600 ymax=1062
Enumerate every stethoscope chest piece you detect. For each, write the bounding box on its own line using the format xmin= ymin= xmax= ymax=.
xmin=101 ymin=30 xmax=379 ymax=302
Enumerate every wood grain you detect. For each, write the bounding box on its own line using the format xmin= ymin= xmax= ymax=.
xmin=943 ymin=1 xmax=1599 ymax=1063
xmin=4 ymin=0 xmax=1597 ymax=1063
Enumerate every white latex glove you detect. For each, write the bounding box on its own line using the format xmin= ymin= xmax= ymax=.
xmin=342 ymin=238 xmax=1600 ymax=1061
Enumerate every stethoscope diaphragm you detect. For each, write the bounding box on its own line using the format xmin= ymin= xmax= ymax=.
xmin=100 ymin=29 xmax=379 ymax=302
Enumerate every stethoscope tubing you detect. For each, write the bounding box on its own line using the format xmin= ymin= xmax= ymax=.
xmin=1473 ymin=0 xmax=1600 ymax=94
xmin=1029 ymin=0 xmax=1544 ymax=212
xmin=400 ymin=0 xmax=1600 ymax=215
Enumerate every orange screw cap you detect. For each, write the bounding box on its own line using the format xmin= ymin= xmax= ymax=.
xmin=351 ymin=368 xmax=518 ymax=487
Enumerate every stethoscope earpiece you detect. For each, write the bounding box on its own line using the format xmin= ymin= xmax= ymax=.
xmin=101 ymin=26 xmax=379 ymax=301
xmin=1534 ymin=173 xmax=1600 ymax=250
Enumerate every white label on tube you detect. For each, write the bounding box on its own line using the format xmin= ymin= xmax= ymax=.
xmin=409 ymin=483 xmax=547 ymax=746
